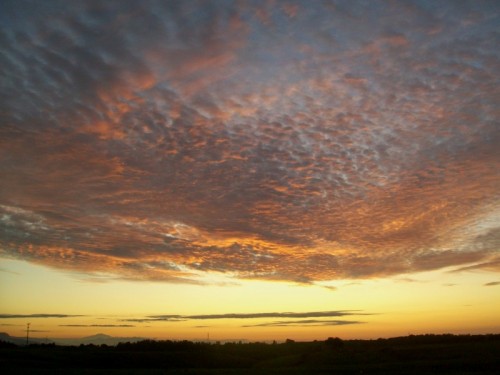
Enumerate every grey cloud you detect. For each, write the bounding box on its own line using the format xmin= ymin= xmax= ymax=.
xmin=411 ymin=251 xmax=490 ymax=272
xmin=0 ymin=314 xmax=84 ymax=319
xmin=122 ymin=316 xmax=185 ymax=323
xmin=483 ymin=281 xmax=500 ymax=287
xmin=59 ymin=324 xmax=135 ymax=327
xmin=184 ymin=310 xmax=363 ymax=320
xmin=242 ymin=319 xmax=364 ymax=328
xmin=121 ymin=310 xmax=369 ymax=323
xmin=451 ymin=257 xmax=500 ymax=273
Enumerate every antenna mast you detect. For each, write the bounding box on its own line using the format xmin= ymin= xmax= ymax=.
xmin=26 ymin=323 xmax=30 ymax=346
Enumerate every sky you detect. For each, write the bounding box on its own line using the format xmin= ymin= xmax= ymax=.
xmin=0 ymin=0 xmax=499 ymax=342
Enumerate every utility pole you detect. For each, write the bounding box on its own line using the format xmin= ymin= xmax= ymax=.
xmin=26 ymin=323 xmax=30 ymax=346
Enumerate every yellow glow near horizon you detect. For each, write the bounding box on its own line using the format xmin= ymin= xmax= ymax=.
xmin=1 ymin=258 xmax=499 ymax=341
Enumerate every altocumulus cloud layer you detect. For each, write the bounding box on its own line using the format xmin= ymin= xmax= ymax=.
xmin=0 ymin=0 xmax=499 ymax=283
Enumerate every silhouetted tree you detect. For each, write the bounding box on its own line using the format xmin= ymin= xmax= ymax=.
xmin=325 ymin=337 xmax=344 ymax=349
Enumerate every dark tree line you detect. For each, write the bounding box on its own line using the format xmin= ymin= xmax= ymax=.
xmin=1 ymin=334 xmax=499 ymax=374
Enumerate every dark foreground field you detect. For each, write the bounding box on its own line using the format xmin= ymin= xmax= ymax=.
xmin=1 ymin=334 xmax=499 ymax=374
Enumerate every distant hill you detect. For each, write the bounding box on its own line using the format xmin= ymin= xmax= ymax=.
xmin=0 ymin=332 xmax=145 ymax=346
xmin=0 ymin=332 xmax=45 ymax=345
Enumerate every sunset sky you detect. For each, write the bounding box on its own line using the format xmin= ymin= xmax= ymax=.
xmin=1 ymin=0 xmax=499 ymax=342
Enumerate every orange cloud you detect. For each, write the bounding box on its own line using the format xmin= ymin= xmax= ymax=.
xmin=1 ymin=0 xmax=498 ymax=284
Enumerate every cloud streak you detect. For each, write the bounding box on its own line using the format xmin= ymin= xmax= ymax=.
xmin=0 ymin=314 xmax=84 ymax=319
xmin=0 ymin=0 xmax=499 ymax=283
xmin=121 ymin=310 xmax=369 ymax=323
xmin=59 ymin=324 xmax=135 ymax=328
xmin=183 ymin=311 xmax=366 ymax=320
xmin=242 ymin=319 xmax=364 ymax=328
xmin=484 ymin=281 xmax=500 ymax=287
